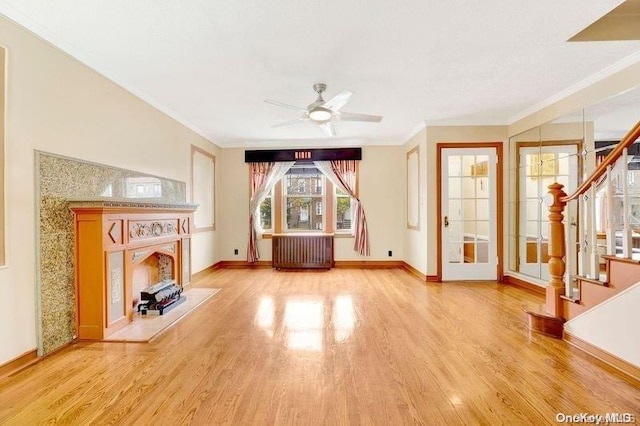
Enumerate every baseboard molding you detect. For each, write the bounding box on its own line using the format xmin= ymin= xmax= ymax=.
xmin=426 ymin=275 xmax=439 ymax=282
xmin=191 ymin=263 xmax=221 ymax=282
xmin=217 ymin=260 xmax=271 ymax=269
xmin=503 ymin=275 xmax=545 ymax=295
xmin=0 ymin=349 xmax=38 ymax=379
xmin=401 ymin=262 xmax=426 ymax=280
xmin=564 ymin=332 xmax=640 ymax=382
xmin=335 ymin=260 xmax=404 ymax=269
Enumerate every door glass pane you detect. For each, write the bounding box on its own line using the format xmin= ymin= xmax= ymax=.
xmin=449 ymin=199 xmax=462 ymax=220
xmin=449 ymin=243 xmax=462 ymax=263
xmin=462 ymin=177 xmax=475 ymax=198
xmin=449 ymin=221 xmax=462 ymax=242
xmin=476 ymin=221 xmax=489 ymax=239
xmin=462 ymin=156 xmax=476 ymax=176
xmin=463 ymin=199 xmax=476 ymax=220
xmin=540 ymin=220 xmax=550 ymax=238
xmin=526 ymin=242 xmax=538 ymax=263
xmin=464 ymin=242 xmax=475 ymax=263
xmin=449 ymin=178 xmax=461 ymax=198
xmin=526 ymin=221 xmax=539 ymax=238
xmin=476 ymin=178 xmax=489 ymax=198
xmin=525 ymin=176 xmax=539 ymax=197
xmin=477 ymin=199 xmax=489 ymax=221
xmin=463 ymin=221 xmax=476 ymax=240
xmin=448 ymin=156 xmax=462 ymax=177
xmin=525 ymin=199 xmax=539 ymax=220
xmin=476 ymin=243 xmax=489 ymax=263
xmin=558 ymin=154 xmax=570 ymax=175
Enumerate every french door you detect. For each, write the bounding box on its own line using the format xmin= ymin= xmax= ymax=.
xmin=518 ymin=144 xmax=578 ymax=280
xmin=440 ymin=147 xmax=498 ymax=280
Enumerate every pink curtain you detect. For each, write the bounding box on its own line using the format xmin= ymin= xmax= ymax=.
xmin=247 ymin=162 xmax=274 ymax=262
xmin=330 ymin=160 xmax=370 ymax=256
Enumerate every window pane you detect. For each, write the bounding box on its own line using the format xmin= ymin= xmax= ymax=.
xmin=287 ymin=197 xmax=323 ymax=230
xmin=336 ymin=195 xmax=352 ymax=230
xmin=260 ymin=197 xmax=272 ymax=230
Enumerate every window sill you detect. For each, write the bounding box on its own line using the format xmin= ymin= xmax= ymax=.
xmin=334 ymin=233 xmax=354 ymax=239
xmin=261 ymin=232 xmax=353 ymax=239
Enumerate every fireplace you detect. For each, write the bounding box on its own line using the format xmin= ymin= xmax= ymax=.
xmin=69 ymin=199 xmax=197 ymax=340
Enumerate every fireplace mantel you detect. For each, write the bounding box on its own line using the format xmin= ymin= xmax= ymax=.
xmin=69 ymin=199 xmax=197 ymax=340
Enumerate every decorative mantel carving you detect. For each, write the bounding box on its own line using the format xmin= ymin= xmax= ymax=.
xmin=69 ymin=198 xmax=197 ymax=340
xmin=129 ymin=221 xmax=177 ymax=240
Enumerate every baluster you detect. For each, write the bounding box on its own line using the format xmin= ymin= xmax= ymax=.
xmin=565 ymin=198 xmax=576 ymax=297
xmin=586 ymin=183 xmax=599 ymax=279
xmin=621 ymin=148 xmax=632 ymax=257
xmin=545 ymin=183 xmax=567 ymax=317
xmin=578 ymin=189 xmax=586 ymax=278
xmin=605 ymin=164 xmax=615 ymax=255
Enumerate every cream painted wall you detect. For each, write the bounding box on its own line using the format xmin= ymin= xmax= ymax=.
xmin=424 ymin=126 xmax=509 ymax=276
xmin=218 ymin=148 xmax=250 ymax=260
xmin=403 ymin=128 xmax=427 ymax=275
xmin=218 ymin=146 xmax=405 ymax=262
xmin=564 ymin=283 xmax=640 ymax=368
xmin=0 ymin=16 xmax=219 ymax=365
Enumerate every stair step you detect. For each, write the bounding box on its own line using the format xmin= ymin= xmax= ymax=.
xmin=522 ymin=304 xmax=564 ymax=338
xmin=601 ymin=254 xmax=640 ymax=264
xmin=560 ymin=294 xmax=580 ymax=303
xmin=575 ymin=275 xmax=608 ymax=287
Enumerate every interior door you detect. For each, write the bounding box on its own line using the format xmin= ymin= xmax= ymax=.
xmin=441 ymin=147 xmax=497 ymax=280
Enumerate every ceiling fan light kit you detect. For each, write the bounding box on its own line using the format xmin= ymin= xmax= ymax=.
xmin=266 ymin=83 xmax=383 ymax=136
xmin=308 ymin=107 xmax=332 ymax=122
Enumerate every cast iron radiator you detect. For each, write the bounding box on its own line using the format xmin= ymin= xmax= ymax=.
xmin=272 ymin=234 xmax=334 ymax=269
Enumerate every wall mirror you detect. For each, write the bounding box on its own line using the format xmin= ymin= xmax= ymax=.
xmin=508 ymin=85 xmax=640 ymax=283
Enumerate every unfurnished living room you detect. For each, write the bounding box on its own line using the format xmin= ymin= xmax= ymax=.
xmin=1 ymin=1 xmax=640 ymax=424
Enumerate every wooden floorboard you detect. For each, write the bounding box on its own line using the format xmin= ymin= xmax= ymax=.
xmin=0 ymin=268 xmax=638 ymax=425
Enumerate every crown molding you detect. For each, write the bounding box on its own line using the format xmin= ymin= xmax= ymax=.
xmin=508 ymin=50 xmax=640 ymax=125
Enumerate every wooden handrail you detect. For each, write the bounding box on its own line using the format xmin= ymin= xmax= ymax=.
xmin=560 ymin=119 xmax=640 ymax=202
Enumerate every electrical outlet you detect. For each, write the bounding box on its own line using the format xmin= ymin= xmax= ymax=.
xmin=234 ymin=249 xmax=239 ymax=255
xmin=388 ymin=250 xmax=392 ymax=257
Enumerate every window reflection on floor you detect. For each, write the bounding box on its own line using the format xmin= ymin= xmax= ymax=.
xmin=334 ymin=295 xmax=354 ymax=343
xmin=256 ymin=297 xmax=274 ymax=338
xmin=254 ymin=294 xmax=356 ymax=351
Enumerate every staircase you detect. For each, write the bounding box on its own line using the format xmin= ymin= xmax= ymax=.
xmin=562 ymin=255 xmax=640 ymax=319
xmin=524 ymin=119 xmax=640 ymax=378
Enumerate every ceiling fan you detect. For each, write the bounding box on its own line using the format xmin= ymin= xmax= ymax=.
xmin=265 ymin=83 xmax=383 ymax=137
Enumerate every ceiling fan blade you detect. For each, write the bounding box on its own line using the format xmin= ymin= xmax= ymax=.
xmin=265 ymin=99 xmax=308 ymax=112
xmin=272 ymin=117 xmax=309 ymax=128
xmin=319 ymin=121 xmax=336 ymax=137
xmin=338 ymin=111 xmax=383 ymax=122
xmin=323 ymin=90 xmax=353 ymax=111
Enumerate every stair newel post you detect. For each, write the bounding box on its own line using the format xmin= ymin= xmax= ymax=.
xmin=545 ymin=182 xmax=568 ymax=317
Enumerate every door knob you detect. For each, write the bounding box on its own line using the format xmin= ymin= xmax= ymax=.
xmin=444 ymin=216 xmax=449 ymax=227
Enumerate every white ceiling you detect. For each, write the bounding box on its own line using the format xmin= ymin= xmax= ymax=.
xmin=1 ymin=0 xmax=640 ymax=148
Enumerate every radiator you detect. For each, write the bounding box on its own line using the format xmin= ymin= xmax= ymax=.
xmin=272 ymin=234 xmax=334 ymax=269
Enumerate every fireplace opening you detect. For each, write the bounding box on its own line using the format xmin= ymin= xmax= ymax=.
xmin=132 ymin=249 xmax=184 ymax=315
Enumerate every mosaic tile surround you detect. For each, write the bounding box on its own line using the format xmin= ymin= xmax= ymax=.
xmin=36 ymin=152 xmax=186 ymax=354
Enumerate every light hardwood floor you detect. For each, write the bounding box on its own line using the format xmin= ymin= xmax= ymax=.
xmin=1 ymin=268 xmax=638 ymax=425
